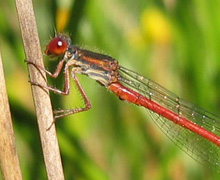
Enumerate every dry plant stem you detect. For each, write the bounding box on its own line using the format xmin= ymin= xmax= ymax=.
xmin=15 ymin=0 xmax=64 ymax=179
xmin=0 ymin=48 xmax=23 ymax=179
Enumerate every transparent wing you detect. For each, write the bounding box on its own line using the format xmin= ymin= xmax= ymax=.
xmin=119 ymin=66 xmax=220 ymax=170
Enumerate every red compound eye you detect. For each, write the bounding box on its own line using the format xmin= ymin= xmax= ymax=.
xmin=45 ymin=37 xmax=68 ymax=56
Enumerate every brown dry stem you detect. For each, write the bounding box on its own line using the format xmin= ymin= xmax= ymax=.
xmin=0 ymin=46 xmax=23 ymax=180
xmin=15 ymin=0 xmax=64 ymax=179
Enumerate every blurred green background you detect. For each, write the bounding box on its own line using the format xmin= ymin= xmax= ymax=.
xmin=1 ymin=0 xmax=220 ymax=179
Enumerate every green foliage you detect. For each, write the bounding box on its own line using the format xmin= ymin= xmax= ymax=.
xmin=1 ymin=0 xmax=220 ymax=179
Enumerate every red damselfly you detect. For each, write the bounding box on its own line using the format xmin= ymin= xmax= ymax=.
xmin=27 ymin=33 xmax=220 ymax=171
